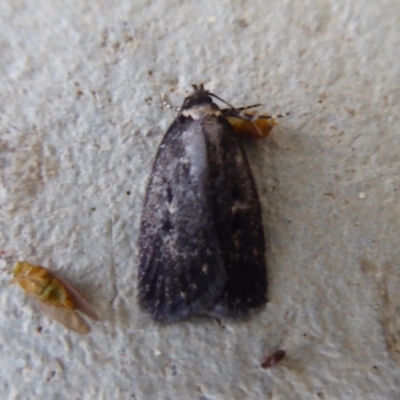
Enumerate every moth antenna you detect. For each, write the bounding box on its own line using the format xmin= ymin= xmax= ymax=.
xmin=231 ymin=110 xmax=292 ymax=122
xmin=257 ymin=111 xmax=292 ymax=120
xmin=208 ymin=92 xmax=236 ymax=109
xmin=221 ymin=104 xmax=263 ymax=114
xmin=161 ymin=93 xmax=180 ymax=112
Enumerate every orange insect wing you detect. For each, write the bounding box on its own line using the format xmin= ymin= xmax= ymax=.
xmin=227 ymin=114 xmax=277 ymax=139
xmin=30 ymin=296 xmax=91 ymax=334
xmin=11 ymin=261 xmax=98 ymax=333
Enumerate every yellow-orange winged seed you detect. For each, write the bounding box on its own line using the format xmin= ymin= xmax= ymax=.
xmin=11 ymin=261 xmax=99 ymax=334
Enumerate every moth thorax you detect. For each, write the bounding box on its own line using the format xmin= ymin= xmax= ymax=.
xmin=181 ymin=104 xmax=221 ymax=120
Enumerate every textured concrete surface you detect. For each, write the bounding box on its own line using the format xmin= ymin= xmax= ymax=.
xmin=1 ymin=0 xmax=400 ymax=399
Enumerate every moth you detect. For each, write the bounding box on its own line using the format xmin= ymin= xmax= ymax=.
xmin=11 ymin=261 xmax=99 ymax=334
xmin=138 ymin=84 xmax=286 ymax=323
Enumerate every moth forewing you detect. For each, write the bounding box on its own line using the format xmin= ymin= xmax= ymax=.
xmin=137 ymin=118 xmax=228 ymax=322
xmin=30 ymin=296 xmax=91 ymax=334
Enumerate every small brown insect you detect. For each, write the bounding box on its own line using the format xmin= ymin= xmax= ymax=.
xmin=11 ymin=261 xmax=99 ymax=334
xmin=261 ymin=349 xmax=286 ymax=369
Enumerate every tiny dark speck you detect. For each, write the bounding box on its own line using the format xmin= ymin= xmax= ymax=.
xmin=126 ymin=191 xmax=131 ymax=195
xmin=261 ymin=349 xmax=286 ymax=369
xmin=236 ymin=18 xmax=249 ymax=28
xmin=46 ymin=371 xmax=56 ymax=382
xmin=287 ymin=220 xmax=292 ymax=224
xmin=148 ymin=70 xmax=153 ymax=76
xmin=91 ymin=207 xmax=96 ymax=211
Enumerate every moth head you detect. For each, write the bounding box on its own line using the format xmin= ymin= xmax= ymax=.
xmin=180 ymin=84 xmax=221 ymax=119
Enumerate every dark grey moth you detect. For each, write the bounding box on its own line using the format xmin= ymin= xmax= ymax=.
xmin=138 ymin=84 xmax=268 ymax=323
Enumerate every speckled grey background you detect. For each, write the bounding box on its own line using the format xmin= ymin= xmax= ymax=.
xmin=1 ymin=1 xmax=400 ymax=399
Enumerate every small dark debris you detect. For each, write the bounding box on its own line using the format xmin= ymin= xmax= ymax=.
xmin=46 ymin=371 xmax=56 ymax=382
xmin=236 ymin=18 xmax=249 ymax=28
xmin=261 ymin=349 xmax=286 ymax=369
xmin=171 ymin=364 xmax=178 ymax=376
xmin=124 ymin=34 xmax=134 ymax=43
xmin=126 ymin=191 xmax=131 ymax=195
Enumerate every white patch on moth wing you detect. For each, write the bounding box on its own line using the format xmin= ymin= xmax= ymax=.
xmin=203 ymin=119 xmax=223 ymax=147
xmin=182 ymin=124 xmax=208 ymax=181
xmin=180 ymin=156 xmax=190 ymax=167
xmin=231 ymin=201 xmax=250 ymax=214
xmin=182 ymin=104 xmax=221 ymax=120
xmin=202 ymin=264 xmax=209 ymax=274
xmin=166 ymin=198 xmax=178 ymax=214
xmin=191 ymin=119 xmax=225 ymax=170
xmin=235 ymin=152 xmax=244 ymax=164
